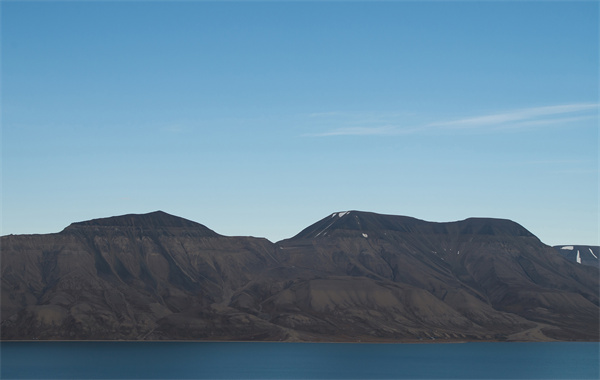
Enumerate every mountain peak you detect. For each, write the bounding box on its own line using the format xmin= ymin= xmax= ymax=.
xmin=62 ymin=211 xmax=219 ymax=236
xmin=287 ymin=211 xmax=535 ymax=240
xmin=288 ymin=211 xmax=425 ymax=240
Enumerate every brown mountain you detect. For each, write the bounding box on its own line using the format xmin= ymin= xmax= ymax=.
xmin=1 ymin=210 xmax=598 ymax=342
xmin=274 ymin=211 xmax=599 ymax=341
xmin=1 ymin=211 xmax=284 ymax=340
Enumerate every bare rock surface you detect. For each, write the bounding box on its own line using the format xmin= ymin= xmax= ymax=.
xmin=553 ymin=245 xmax=599 ymax=268
xmin=2 ymin=210 xmax=598 ymax=342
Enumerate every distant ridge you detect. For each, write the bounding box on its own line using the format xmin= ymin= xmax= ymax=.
xmin=62 ymin=210 xmax=220 ymax=237
xmin=286 ymin=210 xmax=535 ymax=241
xmin=554 ymin=245 xmax=600 ymax=268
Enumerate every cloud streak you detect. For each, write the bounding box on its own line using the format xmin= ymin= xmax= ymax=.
xmin=309 ymin=103 xmax=598 ymax=137
xmin=428 ymin=103 xmax=598 ymax=130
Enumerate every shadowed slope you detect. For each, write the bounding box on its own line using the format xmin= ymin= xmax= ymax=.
xmin=2 ymin=211 xmax=598 ymax=342
xmin=554 ymin=245 xmax=600 ymax=268
xmin=276 ymin=211 xmax=599 ymax=341
xmin=63 ymin=210 xmax=220 ymax=236
xmin=1 ymin=212 xmax=283 ymax=340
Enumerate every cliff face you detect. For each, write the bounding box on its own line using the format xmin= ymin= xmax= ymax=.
xmin=1 ymin=211 xmax=598 ymax=342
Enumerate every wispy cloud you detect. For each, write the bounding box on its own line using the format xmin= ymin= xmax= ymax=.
xmin=522 ymin=158 xmax=594 ymax=165
xmin=496 ymin=115 xmax=596 ymax=130
xmin=428 ymin=103 xmax=598 ymax=130
xmin=309 ymin=103 xmax=598 ymax=137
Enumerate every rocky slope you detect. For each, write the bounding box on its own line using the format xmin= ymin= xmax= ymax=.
xmin=1 ymin=211 xmax=284 ymax=340
xmin=275 ymin=212 xmax=599 ymax=341
xmin=1 ymin=211 xmax=598 ymax=342
xmin=554 ymin=245 xmax=599 ymax=267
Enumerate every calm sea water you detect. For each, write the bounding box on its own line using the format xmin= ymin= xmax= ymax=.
xmin=1 ymin=341 xmax=598 ymax=379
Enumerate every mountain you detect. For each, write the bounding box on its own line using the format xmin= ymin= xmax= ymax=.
xmin=1 ymin=211 xmax=598 ymax=342
xmin=275 ymin=211 xmax=599 ymax=341
xmin=1 ymin=211 xmax=284 ymax=340
xmin=553 ymin=245 xmax=599 ymax=267
xmin=64 ymin=210 xmax=220 ymax=234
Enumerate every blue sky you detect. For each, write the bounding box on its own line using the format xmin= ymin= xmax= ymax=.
xmin=2 ymin=1 xmax=598 ymax=245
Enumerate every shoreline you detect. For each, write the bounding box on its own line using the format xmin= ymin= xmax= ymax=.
xmin=2 ymin=338 xmax=596 ymax=344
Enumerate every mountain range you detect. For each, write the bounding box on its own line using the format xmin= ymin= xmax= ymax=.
xmin=1 ymin=211 xmax=598 ymax=342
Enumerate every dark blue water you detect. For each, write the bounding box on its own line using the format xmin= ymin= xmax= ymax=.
xmin=1 ymin=341 xmax=598 ymax=379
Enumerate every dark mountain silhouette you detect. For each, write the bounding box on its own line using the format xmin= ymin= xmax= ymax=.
xmin=1 ymin=211 xmax=598 ymax=342
xmin=64 ymin=210 xmax=220 ymax=235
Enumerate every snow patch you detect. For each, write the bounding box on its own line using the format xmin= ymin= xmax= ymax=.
xmin=338 ymin=211 xmax=349 ymax=218
xmin=576 ymin=250 xmax=581 ymax=264
xmin=561 ymin=246 xmax=574 ymax=250
xmin=457 ymin=251 xmax=460 ymax=255
xmin=362 ymin=233 xmax=368 ymax=238
xmin=588 ymin=248 xmax=598 ymax=259
xmin=315 ymin=219 xmax=337 ymax=237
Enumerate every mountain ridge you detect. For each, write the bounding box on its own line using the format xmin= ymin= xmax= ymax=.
xmin=61 ymin=210 xmax=220 ymax=237
xmin=4 ymin=210 xmax=539 ymax=243
xmin=1 ymin=210 xmax=598 ymax=342
xmin=285 ymin=210 xmax=536 ymax=241
xmin=553 ymin=245 xmax=600 ymax=268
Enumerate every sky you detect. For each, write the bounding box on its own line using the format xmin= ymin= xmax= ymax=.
xmin=1 ymin=1 xmax=598 ymax=246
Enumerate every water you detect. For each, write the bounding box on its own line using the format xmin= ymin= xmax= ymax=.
xmin=1 ymin=341 xmax=598 ymax=379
